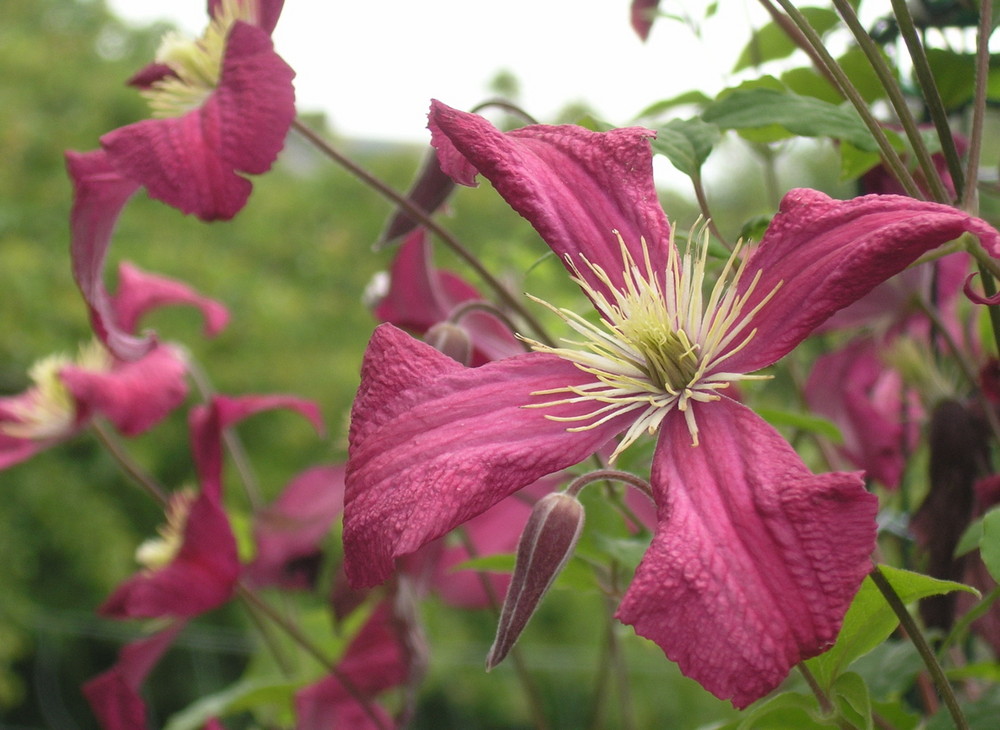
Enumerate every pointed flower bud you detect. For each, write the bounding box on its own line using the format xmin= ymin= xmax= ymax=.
xmin=486 ymin=492 xmax=585 ymax=670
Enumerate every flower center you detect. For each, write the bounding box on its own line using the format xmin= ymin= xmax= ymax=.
xmin=136 ymin=489 xmax=196 ymax=571
xmin=143 ymin=0 xmax=258 ymax=118
xmin=1 ymin=341 xmax=112 ymax=440
xmin=523 ymin=227 xmax=778 ymax=460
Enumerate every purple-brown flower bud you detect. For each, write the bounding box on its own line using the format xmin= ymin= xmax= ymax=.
xmin=424 ymin=322 xmax=473 ymax=366
xmin=486 ymin=492 xmax=585 ymax=670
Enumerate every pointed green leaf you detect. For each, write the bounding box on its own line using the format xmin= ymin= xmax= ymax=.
xmin=733 ymin=7 xmax=839 ymax=72
xmin=832 ymin=672 xmax=872 ymax=730
xmin=755 ymin=407 xmax=843 ymax=444
xmin=806 ymin=565 xmax=978 ymax=688
xmin=736 ymin=692 xmax=829 ymax=729
xmin=703 ymin=87 xmax=879 ymax=151
xmin=650 ymin=118 xmax=721 ymax=177
xmin=980 ymin=507 xmax=1000 ymax=582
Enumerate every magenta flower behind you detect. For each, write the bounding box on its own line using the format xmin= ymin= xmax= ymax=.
xmin=342 ymin=101 xmax=1000 ymax=707
xmin=82 ymin=0 xmax=294 ymax=222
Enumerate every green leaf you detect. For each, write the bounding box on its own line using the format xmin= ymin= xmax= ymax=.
xmin=980 ymin=506 xmax=1000 ymax=582
xmin=955 ymin=515 xmax=984 ymax=558
xmin=702 ymin=87 xmax=878 ymax=151
xmin=832 ymin=672 xmax=872 ymax=730
xmin=164 ymin=678 xmax=301 ymax=730
xmin=755 ymin=408 xmax=843 ymax=444
xmin=635 ymin=90 xmax=713 ymax=119
xmin=650 ymin=118 xmax=721 ymax=177
xmin=806 ymin=565 xmax=978 ymax=688
xmin=837 ymin=141 xmax=880 ymax=181
xmin=733 ymin=7 xmax=839 ymax=72
xmin=736 ymin=692 xmax=828 ymax=729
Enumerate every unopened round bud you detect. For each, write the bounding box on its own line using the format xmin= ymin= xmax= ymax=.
xmin=486 ymin=492 xmax=585 ymax=670
xmin=424 ymin=322 xmax=473 ymax=366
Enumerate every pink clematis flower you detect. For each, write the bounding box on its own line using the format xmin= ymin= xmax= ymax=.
xmin=343 ymin=101 xmax=1000 ymax=707
xmin=805 ymin=338 xmax=918 ymax=489
xmin=84 ymin=394 xmax=322 ymax=728
xmin=0 ymin=262 xmax=227 ymax=470
xmin=295 ymin=602 xmax=412 ymax=730
xmin=91 ymin=0 xmax=294 ymax=222
xmin=630 ymin=0 xmax=661 ymax=41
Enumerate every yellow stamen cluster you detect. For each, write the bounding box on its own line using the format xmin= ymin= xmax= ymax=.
xmin=524 ymin=227 xmax=780 ymax=460
xmin=144 ymin=0 xmax=259 ymax=118
xmin=135 ymin=488 xmax=196 ymax=571
xmin=1 ymin=341 xmax=112 ymax=440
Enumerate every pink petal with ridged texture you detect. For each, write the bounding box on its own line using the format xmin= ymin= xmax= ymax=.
xmin=729 ymin=189 xmax=1000 ymax=374
xmin=247 ymin=464 xmax=346 ymax=589
xmin=616 ymin=397 xmax=877 ymax=708
xmin=212 ymin=22 xmax=295 ymax=175
xmin=101 ymin=24 xmax=293 ymax=221
xmin=66 ymin=149 xmax=148 ymax=361
xmin=190 ymin=394 xmax=324 ymax=501
xmin=344 ymin=323 xmax=630 ymax=588
xmin=112 ymin=262 xmax=229 ymax=338
xmin=83 ymin=621 xmax=185 ymax=730
xmin=60 ymin=346 xmax=189 ymax=437
xmin=100 ymin=493 xmax=239 ymax=619
xmin=428 ymin=100 xmax=671 ymax=299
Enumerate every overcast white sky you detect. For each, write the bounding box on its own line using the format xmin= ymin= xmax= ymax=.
xmin=106 ymin=1 xmax=766 ymax=143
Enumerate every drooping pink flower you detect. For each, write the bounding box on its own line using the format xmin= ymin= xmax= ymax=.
xmin=295 ymin=602 xmax=411 ymax=730
xmin=805 ymin=337 xmax=918 ymax=489
xmin=93 ymin=0 xmax=294 ymax=221
xmin=66 ymin=150 xmax=231 ymax=361
xmin=85 ymin=394 xmax=323 ymax=728
xmin=0 ymin=262 xmax=227 ymax=470
xmin=246 ymin=463 xmax=346 ymax=590
xmin=372 ymin=228 xmax=522 ymax=365
xmin=343 ymin=101 xmax=1000 ymax=707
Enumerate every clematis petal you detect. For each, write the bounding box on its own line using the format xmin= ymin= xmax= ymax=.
xmin=428 ymin=100 xmax=672 ymax=300
xmin=83 ymin=621 xmax=186 ymax=730
xmin=111 ymin=262 xmax=229 ymax=338
xmin=66 ymin=149 xmax=147 ymax=361
xmin=295 ymin=603 xmax=406 ymax=730
xmin=344 ymin=323 xmax=630 ymax=588
xmin=804 ymin=338 xmax=913 ymax=489
xmin=209 ymin=0 xmax=285 ymax=34
xmin=374 ymin=230 xmax=521 ymax=365
xmin=247 ymin=464 xmax=346 ymax=589
xmin=190 ymin=394 xmax=324 ymax=502
xmin=100 ymin=493 xmax=239 ymax=619
xmin=100 ymin=23 xmax=294 ymax=221
xmin=60 ymin=345 xmax=189 ymax=437
xmin=616 ymin=397 xmax=877 ymax=708
xmin=729 ymin=189 xmax=1000 ymax=373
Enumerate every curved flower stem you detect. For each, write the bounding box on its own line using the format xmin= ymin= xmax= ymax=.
xmin=889 ymin=0 xmax=967 ymax=199
xmin=455 ymin=529 xmax=551 ymax=730
xmin=470 ymin=98 xmax=540 ymax=125
xmin=868 ymin=566 xmax=968 ymax=730
xmin=236 ymin=583 xmax=389 ymax=730
xmin=961 ymin=0 xmax=993 ymax=213
xmin=769 ymin=0 xmax=922 ymax=198
xmin=691 ymin=171 xmax=730 ymax=250
xmin=91 ymin=419 xmax=168 ymax=508
xmin=565 ymin=468 xmax=654 ymax=503
xmin=291 ymin=117 xmax=554 ymax=345
xmin=831 ymin=0 xmax=949 ymax=203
